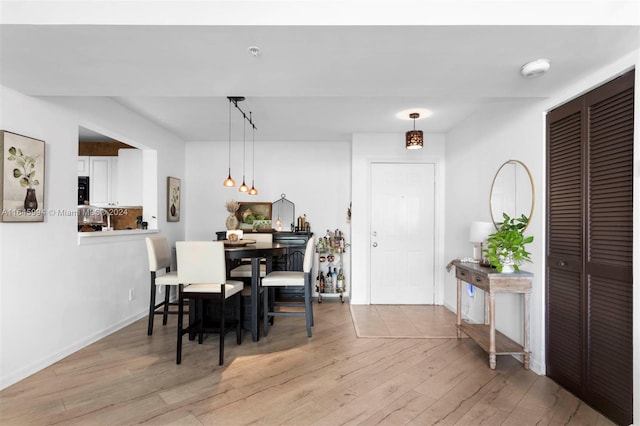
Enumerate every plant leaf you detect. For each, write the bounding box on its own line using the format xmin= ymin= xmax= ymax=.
xmin=13 ymin=168 xmax=22 ymax=178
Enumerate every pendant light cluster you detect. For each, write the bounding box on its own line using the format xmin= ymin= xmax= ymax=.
xmin=405 ymin=112 xmax=424 ymax=150
xmin=222 ymin=96 xmax=259 ymax=195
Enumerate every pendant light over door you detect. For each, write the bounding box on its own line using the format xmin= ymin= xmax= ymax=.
xmin=405 ymin=112 xmax=424 ymax=150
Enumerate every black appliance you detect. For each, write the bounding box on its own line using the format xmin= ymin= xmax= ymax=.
xmin=78 ymin=176 xmax=90 ymax=205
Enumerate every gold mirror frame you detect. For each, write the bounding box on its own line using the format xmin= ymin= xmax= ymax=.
xmin=489 ymin=159 xmax=535 ymax=232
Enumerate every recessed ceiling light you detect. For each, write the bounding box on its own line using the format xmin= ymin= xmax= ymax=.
xmin=520 ymin=59 xmax=550 ymax=77
xmin=248 ymin=46 xmax=261 ymax=57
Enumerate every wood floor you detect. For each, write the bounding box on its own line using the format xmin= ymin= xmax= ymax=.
xmin=0 ymin=300 xmax=614 ymax=425
xmin=350 ymin=305 xmax=459 ymax=338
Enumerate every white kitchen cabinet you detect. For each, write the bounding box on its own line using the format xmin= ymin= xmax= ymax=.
xmin=116 ymin=149 xmax=143 ymax=206
xmin=77 ymin=156 xmax=90 ymax=176
xmin=89 ymin=156 xmax=117 ymax=206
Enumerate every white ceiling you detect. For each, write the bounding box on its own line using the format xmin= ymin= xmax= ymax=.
xmin=1 ymin=3 xmax=638 ymax=142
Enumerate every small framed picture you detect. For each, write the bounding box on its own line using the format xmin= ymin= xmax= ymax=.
xmin=1 ymin=130 xmax=46 ymax=222
xmin=167 ymin=176 xmax=180 ymax=222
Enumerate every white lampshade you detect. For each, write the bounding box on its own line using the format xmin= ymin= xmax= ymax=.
xmin=469 ymin=221 xmax=495 ymax=244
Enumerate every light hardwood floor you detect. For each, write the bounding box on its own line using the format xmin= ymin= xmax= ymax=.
xmin=0 ymin=300 xmax=614 ymax=425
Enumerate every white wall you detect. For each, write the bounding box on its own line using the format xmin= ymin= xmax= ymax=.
xmin=445 ymin=98 xmax=545 ymax=367
xmin=0 ymin=87 xmax=186 ymax=389
xmin=185 ymin=140 xmax=351 ymax=240
xmin=351 ymin=133 xmax=446 ymax=305
xmin=184 ymin=139 xmax=352 ymax=291
xmin=444 ymin=50 xmax=639 ymax=422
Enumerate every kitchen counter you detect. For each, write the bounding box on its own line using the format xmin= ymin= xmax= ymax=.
xmin=78 ymin=228 xmax=158 ymax=245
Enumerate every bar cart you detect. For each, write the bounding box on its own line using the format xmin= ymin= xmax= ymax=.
xmin=315 ymin=229 xmax=347 ymax=303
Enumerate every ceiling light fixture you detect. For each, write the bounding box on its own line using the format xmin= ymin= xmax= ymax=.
xmin=248 ymin=111 xmax=259 ymax=196
xmin=223 ymin=97 xmax=241 ymax=187
xmin=520 ymin=58 xmax=551 ymax=78
xmin=238 ymin=110 xmax=249 ymax=193
xmin=226 ymin=96 xmax=258 ymax=192
xmin=405 ymin=112 xmax=423 ymax=150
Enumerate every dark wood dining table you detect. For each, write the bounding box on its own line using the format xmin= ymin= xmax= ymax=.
xmin=224 ymin=241 xmax=289 ymax=342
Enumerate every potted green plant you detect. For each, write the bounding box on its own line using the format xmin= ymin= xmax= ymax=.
xmin=483 ymin=213 xmax=534 ymax=273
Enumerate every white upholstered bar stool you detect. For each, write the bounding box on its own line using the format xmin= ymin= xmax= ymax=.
xmin=261 ymin=237 xmax=315 ymax=337
xmin=145 ymin=236 xmax=182 ymax=336
xmin=176 ymin=241 xmax=243 ymax=365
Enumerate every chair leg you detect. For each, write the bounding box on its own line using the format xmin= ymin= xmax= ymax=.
xmin=263 ymin=286 xmax=269 ymax=337
xmin=148 ymin=274 xmax=157 ymax=336
xmin=176 ymin=285 xmax=184 ymax=365
xmin=197 ymin=299 xmax=204 ymax=344
xmin=219 ymin=294 xmax=225 ymax=366
xmin=304 ymin=277 xmax=312 ymax=337
xmin=235 ymin=292 xmax=242 ymax=345
xmin=162 ymin=285 xmax=171 ymax=325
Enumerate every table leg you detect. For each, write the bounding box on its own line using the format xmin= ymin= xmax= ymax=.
xmin=456 ymin=277 xmax=462 ymax=338
xmin=484 ymin=290 xmax=490 ymax=325
xmin=251 ymin=258 xmax=260 ymax=342
xmin=489 ymin=291 xmax=496 ymax=369
xmin=523 ymin=291 xmax=530 ymax=369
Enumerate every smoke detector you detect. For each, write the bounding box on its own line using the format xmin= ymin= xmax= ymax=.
xmin=520 ymin=59 xmax=550 ymax=77
xmin=248 ymin=46 xmax=261 ymax=57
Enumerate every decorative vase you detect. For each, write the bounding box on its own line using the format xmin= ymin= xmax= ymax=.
xmin=226 ymin=214 xmax=239 ymax=230
xmin=499 ymin=251 xmax=515 ymax=273
xmin=170 ymin=203 xmax=176 ymax=217
xmin=24 ymin=188 xmax=38 ymax=211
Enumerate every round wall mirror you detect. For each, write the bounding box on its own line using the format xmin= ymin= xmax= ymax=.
xmin=489 ymin=159 xmax=535 ymax=231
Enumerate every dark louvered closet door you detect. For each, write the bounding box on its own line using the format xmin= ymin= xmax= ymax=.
xmin=546 ymin=97 xmax=584 ymax=397
xmin=546 ymin=70 xmax=634 ymax=426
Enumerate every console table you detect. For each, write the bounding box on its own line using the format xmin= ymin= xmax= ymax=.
xmin=454 ymin=261 xmax=533 ymax=369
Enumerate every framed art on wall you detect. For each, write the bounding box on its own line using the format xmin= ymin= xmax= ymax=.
xmin=167 ymin=176 xmax=180 ymax=222
xmin=237 ymin=202 xmax=272 ymax=230
xmin=0 ymin=130 xmax=46 ymax=222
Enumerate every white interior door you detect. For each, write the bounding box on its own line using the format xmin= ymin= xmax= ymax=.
xmin=370 ymin=162 xmax=435 ymax=304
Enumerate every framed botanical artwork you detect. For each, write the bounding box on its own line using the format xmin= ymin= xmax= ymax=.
xmin=0 ymin=130 xmax=46 ymax=222
xmin=237 ymin=202 xmax=272 ymax=230
xmin=167 ymin=176 xmax=180 ymax=222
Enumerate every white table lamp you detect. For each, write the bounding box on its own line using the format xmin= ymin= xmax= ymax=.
xmin=469 ymin=221 xmax=495 ymax=261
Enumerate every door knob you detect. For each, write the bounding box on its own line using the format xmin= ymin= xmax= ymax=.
xmin=372 ymin=242 xmax=378 ymax=247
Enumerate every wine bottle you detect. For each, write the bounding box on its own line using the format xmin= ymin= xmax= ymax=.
xmin=319 ymin=272 xmax=325 ymax=293
xmin=337 ymin=268 xmax=344 ymax=291
xmin=326 ymin=269 xmax=333 ymax=292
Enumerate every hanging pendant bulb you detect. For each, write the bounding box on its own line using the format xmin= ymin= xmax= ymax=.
xmin=223 ymin=99 xmax=236 ymax=186
xmin=238 ymin=111 xmax=249 ymax=192
xmin=248 ymin=111 xmax=259 ymax=195
xmin=249 ymin=182 xmax=258 ymax=195
xmin=405 ymin=112 xmax=424 ymax=150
